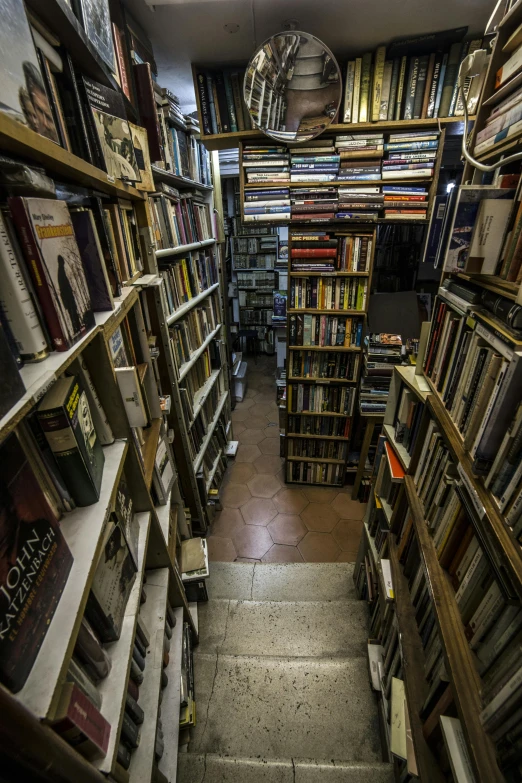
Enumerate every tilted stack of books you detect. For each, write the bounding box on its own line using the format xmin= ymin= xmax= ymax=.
xmin=290 ymin=187 xmax=338 ymax=223
xmin=382 ymin=130 xmax=439 ymax=185
xmin=289 ymin=140 xmax=340 ymax=183
xmin=359 ymin=334 xmax=403 ymax=414
xmin=242 ymin=144 xmax=290 ymax=222
xmin=382 ymin=185 xmax=429 ymax=219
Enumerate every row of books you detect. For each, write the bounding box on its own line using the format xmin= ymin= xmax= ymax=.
xmin=289 ymin=350 xmax=360 ymax=381
xmin=342 ymin=32 xmax=484 ymax=123
xmin=188 ymin=402 xmax=228 ymax=467
xmin=233 ymin=253 xmax=276 ymax=270
xmin=287 ymin=383 xmax=356 ymax=416
xmin=233 ymin=235 xmax=278 ymax=254
xmin=240 ymin=292 xmax=274 ymax=308
xmin=231 ymin=218 xmax=277 ymax=236
xmin=286 ymin=460 xmax=344 ymax=485
xmin=168 ymin=293 xmax=220 ymax=377
xmin=179 ymin=343 xmax=225 ymax=422
xmin=287 ymin=414 xmax=351 ymax=438
xmin=150 ymin=187 xmax=213 ymax=250
xmin=289 ymin=277 xmax=367 ymax=312
xmin=195 ymin=68 xmax=253 ymax=135
xmin=290 ymin=231 xmax=372 ymax=272
xmin=392 ymin=382 xmax=425 ymax=458
xmin=359 ymin=334 xmax=402 ymax=415
xmin=240 ymin=309 xmax=274 ymax=326
xmin=289 ymin=313 xmax=363 ymax=348
xmin=158 ymin=249 xmax=218 ymax=314
xmin=423 ymin=294 xmax=522 ymax=480
xmin=287 ymin=438 xmax=347 ymax=460
xmin=236 ymin=270 xmax=276 ymax=289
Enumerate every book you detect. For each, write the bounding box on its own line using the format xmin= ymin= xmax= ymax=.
xmin=75 ymin=0 xmax=115 ymax=71
xmin=0 ymin=431 xmax=73 ymax=692
xmin=115 ymin=366 xmax=149 ymax=427
xmin=0 ymin=0 xmax=59 ymax=144
xmin=70 ymin=209 xmax=114 ymax=312
xmin=130 ymin=123 xmax=154 ymax=192
xmin=133 ymin=62 xmax=163 ymax=162
xmin=85 ymin=517 xmax=137 ymax=642
xmin=359 ymin=53 xmax=373 ymax=122
xmin=52 ymin=682 xmax=110 ymax=759
xmin=440 ymin=716 xmax=475 ymax=783
xmin=9 ymin=197 xmax=95 ymax=352
xmin=390 ymin=677 xmax=407 ymax=759
xmin=37 ymin=375 xmax=105 ymax=507
xmin=371 ymin=46 xmax=387 ymax=121
xmin=439 ymin=42 xmax=463 ymax=118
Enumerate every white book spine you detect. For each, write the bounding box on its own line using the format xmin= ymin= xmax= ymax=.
xmin=470 ymin=585 xmax=505 ymax=649
xmin=0 ymin=211 xmax=48 ymax=359
xmin=477 ymin=606 xmax=522 ymax=669
xmin=440 ymin=716 xmax=476 ymax=783
xmin=456 ymin=536 xmax=479 ymax=583
xmin=481 ymin=662 xmax=522 ymax=726
xmin=455 ymin=549 xmax=484 ymax=604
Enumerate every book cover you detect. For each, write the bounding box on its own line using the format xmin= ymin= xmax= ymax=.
xmin=115 ymin=366 xmax=148 ymax=427
xmin=466 ymin=198 xmax=514 ymax=275
xmin=0 ymin=431 xmax=73 ymax=692
xmin=52 ymin=682 xmax=110 ymax=759
xmin=0 ymin=0 xmax=59 ymax=144
xmin=82 ymin=76 xmax=140 ymax=182
xmin=70 ymin=209 xmax=114 ymax=312
xmin=85 ymin=517 xmax=137 ymax=642
xmin=9 ymin=197 xmax=95 ymax=351
xmin=112 ymin=23 xmax=131 ymax=103
xmin=439 ymin=42 xmax=463 ymax=118
xmin=133 ymin=62 xmax=163 ymax=162
xmin=37 ymin=375 xmax=105 ymax=507
xmin=129 ymin=123 xmax=154 ymax=191
xmin=76 ymin=0 xmax=115 ymax=72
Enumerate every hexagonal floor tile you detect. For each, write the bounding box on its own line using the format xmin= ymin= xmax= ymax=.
xmin=247 ymin=473 xmax=282 ymax=499
xmin=245 ymin=416 xmax=271 ymax=430
xmin=301 ymin=503 xmax=340 ymax=533
xmin=268 ymin=514 xmax=307 ymax=546
xmin=303 ymin=487 xmax=339 ymax=504
xmin=273 ymin=489 xmax=308 ymax=514
xmin=232 ymin=421 xmax=246 ymax=436
xmin=238 ymin=398 xmax=255 ymax=409
xmin=211 ymin=508 xmax=245 ymax=538
xmin=332 ymin=518 xmax=363 ymax=551
xmin=331 ymin=493 xmax=367 ymax=519
xmin=226 ymin=462 xmax=256 ymax=484
xmin=239 ymin=428 xmax=265 ymax=445
xmin=253 ymin=454 xmax=284 ymax=475
xmin=236 ymin=444 xmax=262 ymax=463
xmin=298 ymin=532 xmax=340 ymax=563
xmin=221 ymin=483 xmax=252 ymax=509
xmin=240 ymin=497 xmax=277 ymax=526
xmin=258 ymin=438 xmax=281 ymax=455
xmin=232 ymin=525 xmax=273 ymax=559
xmin=263 ymin=425 xmax=279 ymax=438
xmin=231 ymin=408 xmax=250 ymax=422
xmin=245 ymin=388 xmax=257 ymax=398
xmin=207 ymin=536 xmax=237 ymax=562
xmin=255 ymin=402 xmax=277 ymax=417
xmin=262 ymin=544 xmax=304 ymax=563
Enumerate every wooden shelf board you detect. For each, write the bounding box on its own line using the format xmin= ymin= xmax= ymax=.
xmin=388 ymin=535 xmax=446 ymax=783
xmin=395 ymin=366 xmax=430 ymax=402
xmin=455 ymin=272 xmax=520 ymax=302
xmin=0 ymin=113 xmax=143 ymax=200
xmin=383 ymin=424 xmax=411 ymax=472
xmin=177 ymin=324 xmax=222 ymax=381
xmin=287 ymin=433 xmax=350 ymax=440
xmin=205 ymin=448 xmax=224 ymax=492
xmin=287 ymin=309 xmax=366 ymax=316
xmin=288 ymin=376 xmax=357 ymax=384
xmin=156 ymin=606 xmax=184 ymax=781
xmin=426 ymin=394 xmax=522 ymax=602
xmin=286 ymin=409 xmax=349 ymax=418
xmin=475 ymin=131 xmax=522 ymax=162
xmin=193 ymin=391 xmax=229 ymax=473
xmin=166 ymin=283 xmax=220 ymax=326
xmin=95 ymin=511 xmax=152 ymax=774
xmin=200 ymin=118 xmax=471 ymax=151
xmin=288 ymin=345 xmax=361 ymax=352
xmin=15 ymin=440 xmax=128 ymax=720
xmin=142 ymin=418 xmax=163 ymax=489
xmin=287 ymin=456 xmax=345 ymax=464
xmin=404 ymin=475 xmax=503 ymax=782
xmin=0 ymin=288 xmax=138 ymax=445
xmin=128 ymin=568 xmax=170 ymax=783
xmin=151 ymin=165 xmax=213 ymax=192
xmin=290 ymin=272 xmax=369 ymax=277
xmin=189 ymin=368 xmax=222 ymax=427
xmin=156 ymin=238 xmax=216 ymax=258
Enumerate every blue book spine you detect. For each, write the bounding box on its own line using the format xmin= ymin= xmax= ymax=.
xmin=433 ymin=55 xmax=448 ymax=118
xmin=291 ymin=156 xmax=341 ymax=163
xmin=244 ymin=207 xmax=291 ymax=214
xmin=384 ymin=141 xmax=439 ymax=150
xmin=383 ymin=186 xmax=427 ymax=192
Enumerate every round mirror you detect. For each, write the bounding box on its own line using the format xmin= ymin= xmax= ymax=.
xmin=243 ymin=32 xmax=342 ymax=143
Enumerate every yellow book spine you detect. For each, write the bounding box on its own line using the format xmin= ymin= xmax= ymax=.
xmin=371 ymin=46 xmax=387 ymax=121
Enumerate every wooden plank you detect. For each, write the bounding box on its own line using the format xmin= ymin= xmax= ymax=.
xmin=288 ymin=376 xmax=357 ymax=384
xmin=0 ymin=113 xmax=143 ymax=199
xmin=287 ymin=308 xmax=366 ymax=316
xmin=156 ymin=607 xmax=184 ymax=781
xmin=352 ymin=418 xmax=377 ymax=499
xmin=287 ymin=433 xmax=350 ymax=441
xmin=388 ymin=535 xmax=446 ymax=783
xmin=404 ymin=475 xmax=503 ymax=783
xmin=142 ymin=418 xmax=163 ymax=489
xmin=151 ymin=165 xmax=213 ymax=192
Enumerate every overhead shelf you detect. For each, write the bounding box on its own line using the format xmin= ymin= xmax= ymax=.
xmin=152 ymin=165 xmax=213 ymax=192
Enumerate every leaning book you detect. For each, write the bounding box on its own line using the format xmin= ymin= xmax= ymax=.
xmin=0 ymin=431 xmax=73 ymax=692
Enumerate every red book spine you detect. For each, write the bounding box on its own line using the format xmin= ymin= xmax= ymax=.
xmin=112 ymin=24 xmax=131 ymax=102
xmin=291 ymin=248 xmax=337 ymax=257
xmin=8 ymin=198 xmax=69 ymax=351
xmin=53 ymin=684 xmax=110 ymax=756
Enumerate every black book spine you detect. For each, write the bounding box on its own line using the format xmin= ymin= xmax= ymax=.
xmin=213 ymin=72 xmax=232 ymax=133
xmin=132 ymin=644 xmax=146 ymax=671
xmin=125 ymin=691 xmax=145 ymax=725
xmin=413 ymin=55 xmax=429 ymax=119
xmin=121 ymin=712 xmax=140 ymax=749
xmin=196 ymin=72 xmax=213 ymax=135
xmin=63 ymin=51 xmax=96 ymax=166
xmin=117 ymin=744 xmax=131 ymax=770
xmin=403 ymin=57 xmax=418 ymax=121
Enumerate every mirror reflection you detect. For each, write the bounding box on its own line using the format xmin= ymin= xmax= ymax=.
xmin=244 ymin=32 xmax=342 ymax=143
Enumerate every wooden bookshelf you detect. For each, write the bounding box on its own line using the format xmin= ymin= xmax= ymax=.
xmin=151 ymin=165 xmax=213 ymax=192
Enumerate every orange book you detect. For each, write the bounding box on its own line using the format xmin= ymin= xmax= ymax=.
xmin=384 ymin=440 xmax=405 ymax=481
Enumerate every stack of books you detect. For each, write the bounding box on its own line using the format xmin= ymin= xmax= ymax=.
xmin=290 ymin=187 xmax=339 ymax=222
xmin=288 ymin=383 xmax=356 ymax=415
xmin=342 ymin=34 xmax=485 ymax=123
xmin=242 ymin=145 xmax=290 ymax=185
xmin=382 ymin=131 xmax=440 ymax=182
xmin=289 ymin=141 xmax=340 ymax=183
xmin=360 ymin=334 xmax=403 ymax=414
xmin=289 ymin=277 xmax=368 ymax=311
xmin=336 ymin=133 xmax=384 ymax=184
xmin=243 ymin=186 xmax=291 ymax=224
xmin=290 ymin=231 xmax=338 ymax=271
xmin=383 ymin=185 xmax=429 ymax=220
xmin=337 ymin=185 xmax=383 ymax=220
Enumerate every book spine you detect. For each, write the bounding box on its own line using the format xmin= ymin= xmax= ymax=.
xmin=213 ymin=72 xmax=231 ymax=133
xmin=8 ymin=198 xmax=69 ymax=351
xmin=206 ymin=74 xmax=218 ymax=134
xmin=394 ymin=56 xmax=408 ymax=120
xmin=230 ymin=72 xmax=245 ymax=131
xmin=74 ymin=356 xmax=115 ymax=446
xmin=195 ymin=72 xmax=213 ymax=135
xmin=371 ymin=46 xmax=386 ymax=121
xmin=421 ymin=53 xmax=436 ymax=119
xmin=359 ymin=53 xmax=373 ymax=122
xmin=352 ymin=59 xmax=362 ymax=124
xmin=0 ymin=211 xmax=48 ymax=361
xmin=403 ymin=57 xmax=419 ymax=121
xmin=439 ymin=43 xmax=462 ymax=118
xmin=223 ymin=72 xmax=238 ymax=132
xmin=387 ymin=58 xmax=400 ymax=121
xmin=413 ymin=55 xmax=429 ymax=119
xmin=343 ymin=61 xmax=355 ymax=122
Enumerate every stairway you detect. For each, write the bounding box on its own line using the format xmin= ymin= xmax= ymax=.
xmin=178 ymin=563 xmax=394 ymax=782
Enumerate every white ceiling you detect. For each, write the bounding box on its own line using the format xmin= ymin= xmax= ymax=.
xmin=124 ymin=0 xmax=494 ymax=112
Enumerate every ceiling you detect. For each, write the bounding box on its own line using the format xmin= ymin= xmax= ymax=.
xmin=124 ymin=0 xmax=494 ymax=112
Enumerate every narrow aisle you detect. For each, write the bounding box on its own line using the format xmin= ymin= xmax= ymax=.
xmin=207 ymin=353 xmax=367 ymax=564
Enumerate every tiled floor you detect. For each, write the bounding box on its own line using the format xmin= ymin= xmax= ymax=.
xmin=207 ymin=354 xmax=367 ymax=564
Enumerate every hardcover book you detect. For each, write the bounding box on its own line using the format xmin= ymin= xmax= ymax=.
xmin=0 ymin=432 xmax=73 ymax=692
xmin=37 ymin=375 xmax=105 ymax=507
xmin=0 ymin=0 xmax=59 ymax=144
xmin=70 ymin=208 xmax=114 ymax=312
xmin=9 ymin=197 xmax=95 ymax=352
xmin=85 ymin=517 xmax=138 ymax=642
xmin=75 ymin=0 xmax=115 ymax=72
xmin=52 ymin=682 xmax=110 ymax=759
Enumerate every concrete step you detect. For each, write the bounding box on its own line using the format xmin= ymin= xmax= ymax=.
xmin=207 ymin=562 xmax=357 ymax=602
xmin=178 ymin=754 xmax=394 ymax=782
xmin=198 ymin=599 xmax=368 ymax=658
xmin=190 ymin=653 xmax=381 ymax=763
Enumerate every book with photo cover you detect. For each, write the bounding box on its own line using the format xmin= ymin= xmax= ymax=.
xmin=0 ymin=431 xmax=73 ymax=692
xmin=9 ymin=197 xmax=95 ymax=352
xmin=130 ymin=123 xmax=154 ymax=191
xmin=82 ymin=76 xmax=140 ymax=182
xmin=73 ymin=0 xmax=115 ymax=73
xmin=0 ymin=0 xmax=59 ymax=144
